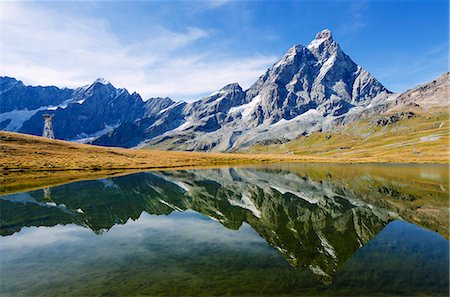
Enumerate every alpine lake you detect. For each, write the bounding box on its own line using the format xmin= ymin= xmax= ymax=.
xmin=1 ymin=163 xmax=448 ymax=296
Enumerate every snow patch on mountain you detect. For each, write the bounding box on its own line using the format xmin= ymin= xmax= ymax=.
xmin=318 ymin=54 xmax=336 ymax=78
xmin=228 ymin=95 xmax=262 ymax=119
xmin=271 ymin=186 xmax=321 ymax=204
xmin=158 ymin=199 xmax=183 ymax=211
xmin=173 ymin=181 xmax=191 ymax=191
xmin=308 ymin=37 xmax=327 ymax=50
xmin=317 ymin=232 xmax=338 ymax=260
xmin=273 ymin=109 xmax=322 ymax=126
xmin=307 ymin=29 xmax=332 ymax=50
xmin=94 ymin=78 xmax=110 ymax=85
xmin=73 ymin=123 xmax=120 ymax=143
xmin=173 ymin=120 xmax=193 ymax=131
xmin=228 ymin=194 xmax=262 ymax=218
xmin=0 ymin=107 xmax=49 ymax=131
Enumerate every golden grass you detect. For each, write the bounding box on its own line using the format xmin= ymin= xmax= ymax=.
xmin=246 ymin=112 xmax=450 ymax=163
xmin=0 ymin=130 xmax=333 ymax=171
xmin=2 ymin=128 xmax=448 ymax=238
xmin=1 ymin=111 xmax=449 ymax=194
xmin=0 ymin=131 xmax=329 ymax=194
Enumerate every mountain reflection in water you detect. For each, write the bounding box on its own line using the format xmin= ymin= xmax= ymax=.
xmin=0 ymin=164 xmax=448 ymax=296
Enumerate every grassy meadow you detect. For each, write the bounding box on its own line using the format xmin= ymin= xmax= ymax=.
xmin=1 ymin=110 xmax=448 ymax=194
xmin=0 ymin=131 xmax=320 ymax=194
xmin=246 ymin=111 xmax=449 ymax=163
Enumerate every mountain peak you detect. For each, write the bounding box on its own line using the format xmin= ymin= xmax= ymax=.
xmin=314 ymin=29 xmax=333 ymax=41
xmin=94 ymin=78 xmax=111 ymax=85
xmin=270 ymin=44 xmax=307 ymax=70
xmin=285 ymin=44 xmax=306 ymax=56
xmin=0 ymin=76 xmax=24 ymax=88
xmin=220 ymin=83 xmax=242 ymax=92
xmin=307 ymin=29 xmax=334 ymax=51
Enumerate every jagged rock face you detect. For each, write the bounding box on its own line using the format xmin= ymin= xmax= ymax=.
xmin=170 ymin=83 xmax=247 ymax=135
xmin=340 ymin=71 xmax=450 ymax=125
xmin=0 ymin=77 xmax=74 ymax=130
xmin=144 ymin=29 xmax=390 ymax=151
xmin=18 ymin=80 xmax=147 ymax=140
xmin=94 ymin=83 xmax=247 ymax=148
xmin=241 ymin=29 xmax=388 ymax=126
xmin=0 ymin=78 xmax=168 ymax=141
xmin=93 ymin=99 xmax=188 ymax=147
xmin=185 ymin=83 xmax=246 ymax=120
xmin=383 ymin=71 xmax=449 ymax=111
xmin=144 ymin=97 xmax=174 ymax=117
xmin=0 ymin=77 xmax=73 ymax=114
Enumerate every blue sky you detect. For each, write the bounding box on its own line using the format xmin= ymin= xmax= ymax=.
xmin=2 ymin=0 xmax=448 ymax=101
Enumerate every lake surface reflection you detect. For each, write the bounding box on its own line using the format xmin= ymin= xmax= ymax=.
xmin=0 ymin=164 xmax=448 ymax=296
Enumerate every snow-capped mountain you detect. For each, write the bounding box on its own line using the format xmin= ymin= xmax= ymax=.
xmin=93 ymin=83 xmax=248 ymax=149
xmin=129 ymin=29 xmax=390 ymax=151
xmin=0 ymin=78 xmax=164 ymax=142
xmin=1 ymin=29 xmax=446 ymax=151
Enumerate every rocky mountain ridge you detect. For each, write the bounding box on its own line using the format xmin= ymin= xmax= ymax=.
xmin=1 ymin=29 xmax=447 ymax=151
xmin=1 ymin=78 xmax=155 ymax=141
xmin=133 ymin=29 xmax=391 ymax=151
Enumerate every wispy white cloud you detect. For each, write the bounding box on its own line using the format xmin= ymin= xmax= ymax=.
xmin=337 ymin=1 xmax=368 ymax=36
xmin=190 ymin=0 xmax=233 ymax=11
xmin=1 ymin=2 xmax=275 ymax=100
xmin=0 ymin=211 xmax=263 ymax=252
xmin=373 ymin=43 xmax=448 ymax=92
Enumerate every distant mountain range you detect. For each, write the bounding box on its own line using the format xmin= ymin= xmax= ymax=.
xmin=1 ymin=29 xmax=448 ymax=151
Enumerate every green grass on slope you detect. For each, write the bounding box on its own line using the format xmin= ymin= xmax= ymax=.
xmin=246 ymin=112 xmax=449 ymax=163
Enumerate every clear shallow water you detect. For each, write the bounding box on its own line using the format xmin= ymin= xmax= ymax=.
xmin=0 ymin=164 xmax=448 ymax=296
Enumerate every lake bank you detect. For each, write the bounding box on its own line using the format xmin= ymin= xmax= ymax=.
xmin=2 ymin=163 xmax=448 ymax=240
xmin=1 ymin=130 xmax=448 ymax=194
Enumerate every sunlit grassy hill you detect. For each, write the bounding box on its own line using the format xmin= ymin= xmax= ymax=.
xmin=246 ymin=110 xmax=449 ymax=164
xmin=0 ymin=130 xmax=327 ymax=193
xmin=1 ymin=114 xmax=448 ymax=195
